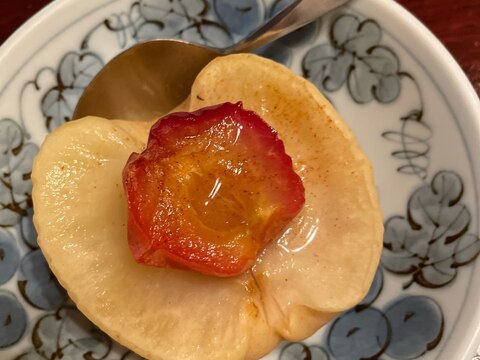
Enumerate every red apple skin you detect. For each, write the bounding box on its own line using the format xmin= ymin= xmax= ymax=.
xmin=123 ymin=102 xmax=305 ymax=277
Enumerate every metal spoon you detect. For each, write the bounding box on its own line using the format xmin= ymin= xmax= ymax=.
xmin=73 ymin=0 xmax=348 ymax=121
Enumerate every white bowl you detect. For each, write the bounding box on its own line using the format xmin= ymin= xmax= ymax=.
xmin=0 ymin=0 xmax=478 ymax=359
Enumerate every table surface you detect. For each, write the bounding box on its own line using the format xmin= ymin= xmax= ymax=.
xmin=1 ymin=0 xmax=479 ymax=96
xmin=0 ymin=0 xmax=479 ymax=358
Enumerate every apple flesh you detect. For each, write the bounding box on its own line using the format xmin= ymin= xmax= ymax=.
xmin=123 ymin=102 xmax=305 ymax=277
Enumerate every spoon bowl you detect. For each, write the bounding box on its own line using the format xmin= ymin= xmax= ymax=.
xmin=73 ymin=0 xmax=348 ymax=121
xmin=74 ymin=40 xmax=218 ymax=121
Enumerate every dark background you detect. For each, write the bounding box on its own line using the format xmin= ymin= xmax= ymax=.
xmin=0 ymin=0 xmax=479 ymax=95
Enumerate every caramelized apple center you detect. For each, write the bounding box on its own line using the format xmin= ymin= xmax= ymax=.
xmin=164 ymin=120 xmax=263 ymax=234
xmin=123 ymin=102 xmax=305 ymax=276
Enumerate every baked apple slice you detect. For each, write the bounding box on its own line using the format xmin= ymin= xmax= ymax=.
xmin=32 ymin=117 xmax=278 ymax=359
xmin=32 ymin=54 xmax=383 ymax=359
xmin=189 ymin=54 xmax=384 ymax=339
xmin=123 ymin=102 xmax=304 ymax=277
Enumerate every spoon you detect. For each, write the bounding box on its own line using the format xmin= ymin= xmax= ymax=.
xmin=73 ymin=0 xmax=348 ymax=121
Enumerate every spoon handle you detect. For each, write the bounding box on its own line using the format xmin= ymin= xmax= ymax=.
xmin=224 ymin=0 xmax=350 ymax=54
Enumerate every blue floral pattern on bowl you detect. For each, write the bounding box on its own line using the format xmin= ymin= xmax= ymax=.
xmin=0 ymin=0 xmax=478 ymax=359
